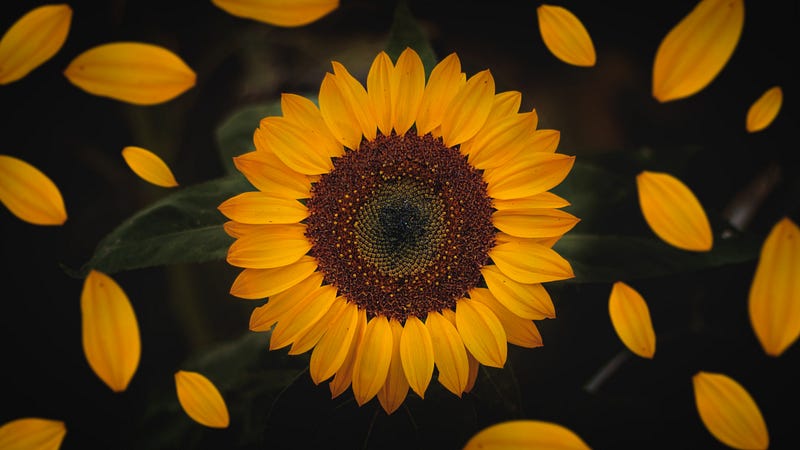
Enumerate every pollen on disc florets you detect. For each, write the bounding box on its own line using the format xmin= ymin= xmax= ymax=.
xmin=305 ymin=132 xmax=495 ymax=323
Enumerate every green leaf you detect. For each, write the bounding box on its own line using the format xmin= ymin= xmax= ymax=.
xmin=215 ymin=102 xmax=282 ymax=174
xmin=386 ymin=0 xmax=437 ymax=73
xmin=82 ymin=176 xmax=252 ymax=275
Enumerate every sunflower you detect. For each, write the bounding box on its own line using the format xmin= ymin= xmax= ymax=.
xmin=219 ymin=48 xmax=578 ymax=414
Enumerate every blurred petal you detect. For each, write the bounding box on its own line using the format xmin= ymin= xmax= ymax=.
xmin=175 ymin=370 xmax=230 ymax=429
xmin=455 ymin=299 xmax=507 ymax=368
xmin=636 ymin=171 xmax=713 ymax=252
xmin=0 ymin=4 xmax=72 ymax=84
xmin=652 ymin=0 xmax=744 ymax=102
xmin=608 ymin=281 xmax=656 ymax=359
xmin=536 ymin=4 xmax=596 ymax=67
xmin=81 ymin=270 xmax=140 ymax=392
xmin=352 ymin=315 xmax=393 ymax=405
xmin=367 ymin=52 xmax=394 ymax=135
xmin=426 ymin=311 xmax=469 ymax=396
xmin=0 ymin=418 xmax=66 ymax=450
xmin=746 ymin=86 xmax=782 ymax=133
xmin=212 ymin=0 xmax=338 ymax=27
xmin=218 ymin=192 xmax=307 ymax=224
xmin=121 ymin=146 xmax=178 ymax=188
xmin=226 ymin=223 xmax=310 ymax=269
xmin=489 ymin=238 xmax=574 ymax=284
xmin=399 ymin=316 xmax=435 ymax=398
xmin=484 ymin=153 xmax=575 ymax=200
xmin=693 ymin=371 xmax=769 ymax=450
xmin=0 ymin=154 xmax=67 ymax=225
xmin=464 ymin=420 xmax=591 ymax=450
xmin=64 ymin=42 xmax=196 ymax=105
xmin=390 ymin=48 xmax=425 ymax=135
xmin=749 ymin=217 xmax=800 ymax=357
xmin=230 ymin=256 xmax=317 ymax=299
xmin=416 ymin=53 xmax=462 ymax=136
xmin=441 ymin=70 xmax=495 ymax=147
xmin=377 ymin=319 xmax=409 ymax=414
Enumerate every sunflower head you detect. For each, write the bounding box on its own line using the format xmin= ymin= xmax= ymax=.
xmin=219 ymin=48 xmax=578 ymax=414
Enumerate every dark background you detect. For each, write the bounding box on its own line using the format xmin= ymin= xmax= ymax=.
xmin=1 ymin=1 xmax=798 ymax=449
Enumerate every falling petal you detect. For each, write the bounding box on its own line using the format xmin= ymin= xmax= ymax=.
xmin=693 ymin=371 xmax=768 ymax=450
xmin=212 ymin=0 xmax=338 ymax=27
xmin=652 ymin=0 xmax=744 ymax=102
xmin=0 ymin=418 xmax=66 ymax=450
xmin=636 ymin=171 xmax=713 ymax=251
xmin=749 ymin=217 xmax=800 ymax=357
xmin=0 ymin=154 xmax=67 ymax=225
xmin=746 ymin=86 xmax=782 ymax=133
xmin=175 ymin=370 xmax=230 ymax=428
xmin=536 ymin=4 xmax=596 ymax=67
xmin=464 ymin=420 xmax=591 ymax=450
xmin=608 ymin=281 xmax=656 ymax=359
xmin=0 ymin=4 xmax=72 ymax=84
xmin=64 ymin=42 xmax=196 ymax=105
xmin=81 ymin=270 xmax=141 ymax=392
xmin=121 ymin=146 xmax=179 ymax=188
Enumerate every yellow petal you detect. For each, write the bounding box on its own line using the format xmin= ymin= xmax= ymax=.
xmin=279 ymin=93 xmax=343 ymax=158
xmin=459 ymin=92 xmax=524 ymax=160
xmin=290 ymin=295 xmax=346 ymax=355
xmin=746 ymin=86 xmax=783 ymax=133
xmin=0 ymin=5 xmax=72 ymax=84
xmin=489 ymin=238 xmax=574 ymax=284
xmin=636 ymin=171 xmax=713 ymax=252
xmin=469 ymin=287 xmax=543 ymax=348
xmin=416 ymin=53 xmax=462 ymax=136
xmin=493 ymin=191 xmax=570 ymax=210
xmin=331 ymin=61 xmax=377 ymax=141
xmin=377 ymin=318 xmax=410 ymax=414
xmin=529 ymin=129 xmax=561 ymax=153
xmin=399 ymin=315 xmax=435 ymax=399
xmin=537 ymin=4 xmax=596 ymax=67
xmin=249 ymin=272 xmax=323 ymax=331
xmin=222 ymin=221 xmax=271 ymax=239
xmin=218 ymin=192 xmax=307 ymax=224
xmin=425 ymin=311 xmax=469 ymax=396
xmin=0 ymin=154 xmax=67 ymax=225
xmin=211 ymin=0 xmax=338 ymax=27
xmin=81 ymin=270 xmax=141 ymax=392
xmin=492 ymin=208 xmax=580 ymax=238
xmin=367 ymin=52 xmax=394 ymax=135
xmin=233 ymin=150 xmax=311 ymax=199
xmin=230 ymin=256 xmax=317 ymax=299
xmin=257 ymin=117 xmax=335 ymax=175
xmin=749 ymin=217 xmax=800 ymax=357
xmin=441 ymin=70 xmax=495 ymax=147
xmin=352 ymin=315 xmax=393 ymax=405
xmin=464 ymin=420 xmax=591 ymax=450
xmin=481 ymin=265 xmax=556 ymax=319
xmin=693 ymin=371 xmax=769 ymax=450
xmin=174 ymin=370 xmax=230 ymax=429
xmin=64 ymin=42 xmax=196 ymax=105
xmin=608 ymin=281 xmax=656 ymax=359
xmin=269 ymin=285 xmax=337 ymax=350
xmin=226 ymin=223 xmax=311 ymax=269
xmin=310 ymin=302 xmax=361 ymax=383
xmin=484 ymin=153 xmax=575 ymax=200
xmin=455 ymin=299 xmax=507 ymax=368
xmin=467 ymin=111 xmax=539 ymax=170
xmin=652 ymin=0 xmax=744 ymax=102
xmin=121 ymin=146 xmax=179 ymax=188
xmin=319 ymin=72 xmax=364 ymax=150
xmin=390 ymin=47 xmax=425 ymax=135
xmin=329 ymin=308 xmax=367 ymax=398
xmin=0 ymin=418 xmax=66 ymax=450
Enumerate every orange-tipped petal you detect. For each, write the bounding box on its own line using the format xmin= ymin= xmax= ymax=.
xmin=441 ymin=70 xmax=495 ymax=147
xmin=175 ymin=370 xmax=230 ymax=429
xmin=367 ymin=52 xmax=394 ymax=135
xmin=230 ymin=256 xmax=317 ymax=299
xmin=464 ymin=420 xmax=591 ymax=450
xmin=121 ymin=146 xmax=179 ymax=188
xmin=399 ymin=316 xmax=435 ymax=398
xmin=746 ymin=86 xmax=782 ymax=133
xmin=64 ymin=42 xmax=196 ymax=105
xmin=390 ymin=48 xmax=425 ymax=135
xmin=693 ymin=371 xmax=769 ymax=450
xmin=425 ymin=311 xmax=469 ymax=396
xmin=608 ymin=282 xmax=656 ymax=359
xmin=636 ymin=171 xmax=713 ymax=252
xmin=455 ymin=299 xmax=507 ymax=368
xmin=0 ymin=154 xmax=67 ymax=225
xmin=749 ymin=217 xmax=800 ymax=357
xmin=212 ymin=0 xmax=338 ymax=27
xmin=0 ymin=4 xmax=72 ymax=84
xmin=652 ymin=0 xmax=744 ymax=102
xmin=536 ymin=4 xmax=596 ymax=67
xmin=218 ymin=192 xmax=307 ymax=224
xmin=81 ymin=270 xmax=141 ymax=392
xmin=416 ymin=53 xmax=462 ymax=136
xmin=377 ymin=319 xmax=410 ymax=414
xmin=0 ymin=418 xmax=66 ymax=450
xmin=352 ymin=315 xmax=393 ymax=405
xmin=489 ymin=238 xmax=574 ymax=284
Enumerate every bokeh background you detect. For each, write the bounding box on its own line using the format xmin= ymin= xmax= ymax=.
xmin=1 ymin=0 xmax=798 ymax=449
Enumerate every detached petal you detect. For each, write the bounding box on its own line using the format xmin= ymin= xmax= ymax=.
xmin=175 ymin=370 xmax=230 ymax=429
xmin=441 ymin=70 xmax=495 ymax=147
xmin=64 ymin=42 xmax=196 ymax=105
xmin=749 ymin=217 xmax=800 ymax=357
xmin=455 ymin=299 xmax=507 ymax=368
xmin=746 ymin=86 xmax=782 ymax=133
xmin=0 ymin=4 xmax=72 ymax=84
xmin=608 ymin=282 xmax=656 ymax=359
xmin=652 ymin=0 xmax=744 ymax=102
xmin=426 ymin=311 xmax=469 ymax=396
xmin=0 ymin=154 xmax=67 ymax=225
xmin=121 ymin=146 xmax=178 ymax=187
xmin=0 ymin=418 xmax=66 ymax=450
xmin=81 ymin=270 xmax=140 ymax=392
xmin=352 ymin=315 xmax=393 ymax=405
xmin=693 ymin=371 xmax=769 ymax=450
xmin=536 ymin=4 xmax=596 ymax=67
xmin=464 ymin=420 xmax=591 ymax=450
xmin=212 ymin=0 xmax=338 ymax=27
xmin=399 ymin=316 xmax=435 ymax=398
xmin=636 ymin=171 xmax=713 ymax=252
